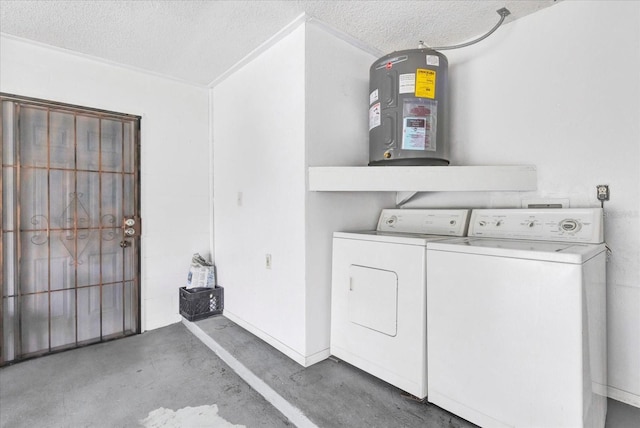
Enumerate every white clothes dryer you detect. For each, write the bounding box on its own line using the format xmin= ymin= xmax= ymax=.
xmin=426 ymin=208 xmax=607 ymax=428
xmin=330 ymin=209 xmax=470 ymax=399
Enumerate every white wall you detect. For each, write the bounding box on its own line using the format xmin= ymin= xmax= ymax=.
xmin=304 ymin=22 xmax=395 ymax=356
xmin=212 ymin=21 xmax=393 ymax=365
xmin=213 ymin=25 xmax=309 ymax=359
xmin=405 ymin=0 xmax=640 ymax=406
xmin=0 ymin=35 xmax=211 ymax=331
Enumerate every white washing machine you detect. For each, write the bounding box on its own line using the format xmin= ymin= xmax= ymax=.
xmin=330 ymin=208 xmax=470 ymax=399
xmin=427 ymin=208 xmax=607 ymax=428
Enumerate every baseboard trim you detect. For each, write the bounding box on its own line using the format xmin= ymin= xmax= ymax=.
xmin=223 ymin=311 xmax=315 ymax=367
xmin=608 ymin=386 xmax=640 ymax=408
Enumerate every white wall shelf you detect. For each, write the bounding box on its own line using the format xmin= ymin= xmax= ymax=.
xmin=308 ymin=165 xmax=537 ymax=192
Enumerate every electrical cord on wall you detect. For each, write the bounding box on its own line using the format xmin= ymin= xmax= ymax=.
xmin=596 ymin=184 xmax=612 ymax=259
xmin=424 ymin=8 xmax=511 ymax=51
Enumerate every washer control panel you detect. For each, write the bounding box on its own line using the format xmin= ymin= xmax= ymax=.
xmin=468 ymin=208 xmax=603 ymax=243
xmin=377 ymin=209 xmax=470 ymax=236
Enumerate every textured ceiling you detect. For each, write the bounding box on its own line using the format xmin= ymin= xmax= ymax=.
xmin=0 ymin=0 xmax=560 ymax=86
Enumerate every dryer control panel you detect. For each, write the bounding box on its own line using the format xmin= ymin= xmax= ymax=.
xmin=468 ymin=208 xmax=604 ymax=243
xmin=377 ymin=209 xmax=470 ymax=236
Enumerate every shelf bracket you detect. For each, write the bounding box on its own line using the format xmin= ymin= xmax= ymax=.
xmin=396 ymin=191 xmax=418 ymax=207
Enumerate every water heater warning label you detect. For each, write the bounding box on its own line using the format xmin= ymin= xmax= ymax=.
xmin=402 ymin=118 xmax=428 ymax=150
xmin=415 ymin=69 xmax=436 ymax=99
xmin=399 ymin=73 xmax=415 ymax=94
xmin=402 ymin=99 xmax=437 ymax=151
xmin=370 ymin=89 xmax=378 ymax=105
xmin=369 ymin=102 xmax=381 ymax=130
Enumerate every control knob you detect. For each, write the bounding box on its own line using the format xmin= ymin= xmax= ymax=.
xmin=559 ymin=219 xmax=581 ymax=233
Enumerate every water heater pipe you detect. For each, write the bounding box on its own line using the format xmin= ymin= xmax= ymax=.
xmin=427 ymin=8 xmax=511 ymax=51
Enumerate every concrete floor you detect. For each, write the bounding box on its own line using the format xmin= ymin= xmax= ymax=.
xmin=1 ymin=316 xmax=639 ymax=427
xmin=0 ymin=322 xmax=290 ymax=427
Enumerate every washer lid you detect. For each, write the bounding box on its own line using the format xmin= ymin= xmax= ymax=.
xmin=427 ymin=237 xmax=606 ymax=263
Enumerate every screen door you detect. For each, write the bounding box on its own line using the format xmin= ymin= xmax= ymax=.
xmin=1 ymin=94 xmax=141 ymax=364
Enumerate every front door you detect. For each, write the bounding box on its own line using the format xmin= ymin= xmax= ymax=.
xmin=1 ymin=94 xmax=141 ymax=364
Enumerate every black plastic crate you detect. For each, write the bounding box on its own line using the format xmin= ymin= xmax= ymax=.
xmin=179 ymin=286 xmax=224 ymax=321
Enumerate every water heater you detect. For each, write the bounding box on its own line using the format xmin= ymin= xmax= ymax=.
xmin=369 ymin=48 xmax=449 ymax=166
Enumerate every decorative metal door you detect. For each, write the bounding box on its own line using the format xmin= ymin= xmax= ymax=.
xmin=1 ymin=94 xmax=141 ymax=364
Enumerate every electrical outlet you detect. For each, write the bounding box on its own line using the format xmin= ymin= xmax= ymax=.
xmin=265 ymin=254 xmax=272 ymax=269
xmin=596 ymin=185 xmax=610 ymax=201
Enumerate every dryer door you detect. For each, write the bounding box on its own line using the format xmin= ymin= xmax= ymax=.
xmin=348 ymin=265 xmax=398 ymax=336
